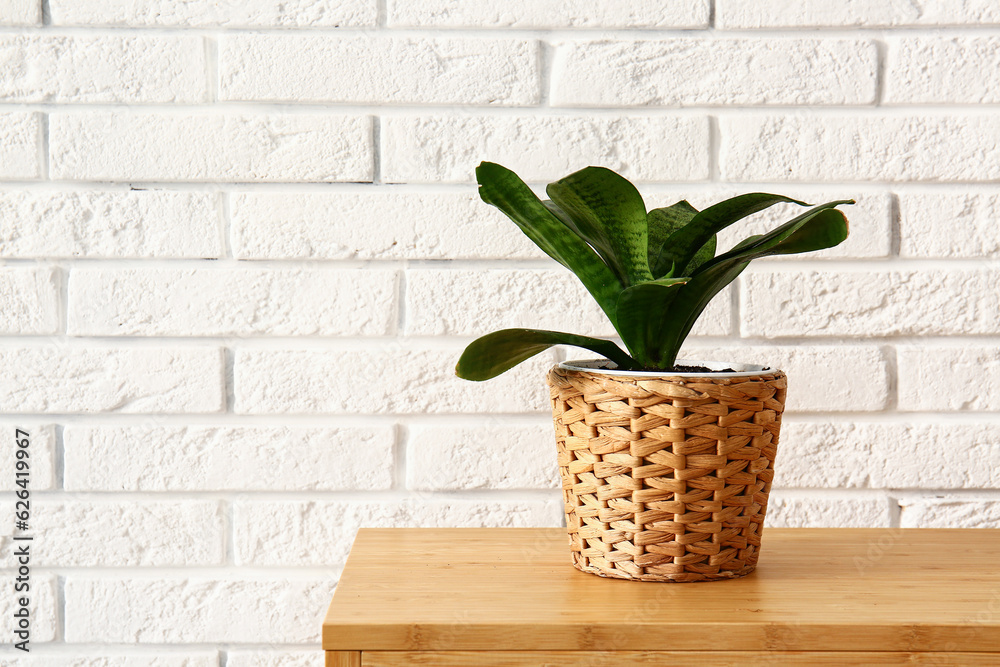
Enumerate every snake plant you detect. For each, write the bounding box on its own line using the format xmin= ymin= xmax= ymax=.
xmin=456 ymin=162 xmax=851 ymax=381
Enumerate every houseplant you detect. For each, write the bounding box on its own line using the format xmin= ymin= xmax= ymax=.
xmin=456 ymin=162 xmax=851 ymax=582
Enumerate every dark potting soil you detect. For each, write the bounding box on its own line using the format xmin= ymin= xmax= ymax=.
xmin=626 ymin=363 xmax=737 ymax=373
xmin=671 ymin=363 xmax=736 ymax=373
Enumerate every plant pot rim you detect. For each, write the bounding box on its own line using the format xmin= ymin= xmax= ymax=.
xmin=558 ymin=358 xmax=778 ymax=379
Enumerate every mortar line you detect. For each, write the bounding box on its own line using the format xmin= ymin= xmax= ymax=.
xmin=11 ymin=24 xmax=1000 ymax=37
xmin=393 ymin=423 xmax=408 ymax=491
xmin=538 ymin=39 xmax=552 ymax=107
xmin=38 ymin=112 xmax=49 ymax=181
xmin=372 ymin=116 xmax=381 ymax=185
xmin=12 ymin=101 xmax=1000 ymax=114
xmin=56 ymin=261 xmax=69 ymax=335
xmin=205 ymin=33 xmax=219 ymax=103
xmin=888 ymin=495 xmax=903 ymax=528
xmin=57 ymin=574 xmax=65 ymax=644
xmin=730 ymin=278 xmax=741 ymax=342
xmin=53 ymin=423 xmax=65 ymax=491
xmin=889 ymin=192 xmax=902 ymax=256
xmin=219 ymin=190 xmax=233 ymax=259
xmin=1 ymin=256 xmax=995 ymax=270
xmin=874 ymin=34 xmax=888 ymax=106
xmin=223 ymin=347 xmax=235 ymax=413
xmin=396 ymin=264 xmax=407 ymax=335
xmin=223 ymin=497 xmax=234 ymax=567
xmin=708 ymin=114 xmax=720 ymax=182
xmin=884 ymin=343 xmax=899 ymax=413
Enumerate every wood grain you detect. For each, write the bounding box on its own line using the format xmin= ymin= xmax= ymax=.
xmin=362 ymin=651 xmax=1000 ymax=666
xmin=326 ymin=651 xmax=361 ymax=667
xmin=323 ymin=527 xmax=1000 ymax=652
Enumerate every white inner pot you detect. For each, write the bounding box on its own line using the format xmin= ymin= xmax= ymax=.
xmin=559 ymin=358 xmax=775 ymax=379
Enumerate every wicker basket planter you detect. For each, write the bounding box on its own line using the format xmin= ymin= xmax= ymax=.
xmin=547 ymin=359 xmax=787 ymax=583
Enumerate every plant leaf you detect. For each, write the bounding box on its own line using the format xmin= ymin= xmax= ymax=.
xmin=708 ymin=201 xmax=853 ymax=268
xmin=455 ymin=328 xmax=636 ymax=381
xmin=545 ymin=166 xmax=653 ymax=286
xmin=654 ymin=193 xmax=809 ymax=280
xmin=647 ymin=201 xmax=698 ymax=277
xmin=615 ymin=277 xmax=689 ymax=365
xmin=476 ymin=162 xmax=624 ymax=327
xmin=653 ymin=259 xmax=753 ymax=368
xmin=683 ymin=235 xmax=717 ymax=276
xmin=654 ymin=205 xmax=851 ymax=368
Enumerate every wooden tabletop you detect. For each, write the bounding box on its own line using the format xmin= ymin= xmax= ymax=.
xmin=322 ymin=527 xmax=1000 ymax=653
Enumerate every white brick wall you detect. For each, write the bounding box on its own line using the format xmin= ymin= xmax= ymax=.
xmin=550 ymin=38 xmax=878 ymax=107
xmin=50 ymin=113 xmax=374 ymax=182
xmin=0 ymin=34 xmax=208 ymax=103
xmin=1 ymin=3 xmax=997 ymax=664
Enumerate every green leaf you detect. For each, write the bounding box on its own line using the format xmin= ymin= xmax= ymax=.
xmin=683 ymin=234 xmax=717 ymax=276
xmin=615 ymin=277 xmax=689 ymax=366
xmin=545 ymin=166 xmax=653 ymax=286
xmin=708 ymin=200 xmax=853 ymax=268
xmin=654 ymin=204 xmax=851 ymax=368
xmin=455 ymin=328 xmax=636 ymax=381
xmin=655 ymin=193 xmax=809 ymax=280
xmin=647 ymin=201 xmax=698 ymax=277
xmin=476 ymin=162 xmax=624 ymax=328
xmin=728 ymin=234 xmax=764 ymax=254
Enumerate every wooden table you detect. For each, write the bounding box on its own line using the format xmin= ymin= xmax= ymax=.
xmin=323 ymin=527 xmax=1000 ymax=666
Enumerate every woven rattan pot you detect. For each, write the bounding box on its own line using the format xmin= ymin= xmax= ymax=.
xmin=547 ymin=359 xmax=787 ymax=583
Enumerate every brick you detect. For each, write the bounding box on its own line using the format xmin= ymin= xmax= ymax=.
xmin=232 ymin=189 xmax=887 ymax=262
xmin=0 ymin=347 xmax=224 ymax=413
xmin=709 ymin=190 xmax=890 ymax=260
xmin=775 ymin=422 xmax=1000 ymax=489
xmin=886 ymin=37 xmax=1000 ymax=104
xmin=382 ymin=115 xmax=710 ymax=183
xmin=741 ymin=267 xmax=1000 ymax=337
xmin=0 ymin=267 xmax=60 ymax=334
xmin=49 ymin=112 xmax=373 ymax=183
xmin=0 ymin=500 xmax=224 ymax=566
xmin=898 ymin=346 xmax=1000 ymax=412
xmin=64 ymin=425 xmax=394 ymax=491
xmin=227 ymin=652 xmax=318 ymax=667
xmin=234 ymin=346 xmax=556 ymax=414
xmin=65 ymin=577 xmax=336 ymax=643
xmin=0 ymin=190 xmax=221 ymax=258
xmin=552 ymin=39 xmax=876 ymax=107
xmin=899 ymin=193 xmax=1000 ymax=258
xmin=0 ymin=574 xmax=56 ymax=642
xmin=0 ymin=424 xmax=55 ymax=490
xmin=0 ymin=112 xmax=41 ymax=179
xmin=765 ymin=492 xmax=891 ymax=527
xmin=406 ymin=269 xmax=612 ymax=337
xmin=388 ymin=0 xmax=708 ymax=28
xmin=720 ymin=114 xmax=1000 ymax=182
xmin=407 ymin=422 xmax=558 ymax=490
xmin=49 ymin=0 xmax=376 ymax=26
xmin=717 ymin=0 xmax=1000 ymax=28
xmin=0 ymin=0 xmax=39 ymax=25
xmin=233 ymin=498 xmax=563 ymax=565
xmin=679 ymin=344 xmax=890 ymax=412
xmin=68 ymin=267 xmax=397 ymax=336
xmin=0 ymin=653 xmax=217 ymax=667
xmin=0 ymin=35 xmax=206 ymax=103
xmin=900 ymin=498 xmax=1000 ymax=528
xmin=231 ymin=191 xmax=543 ymax=260
xmin=405 ymin=269 xmax=731 ymax=338
xmin=221 ymin=35 xmax=538 ymax=105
